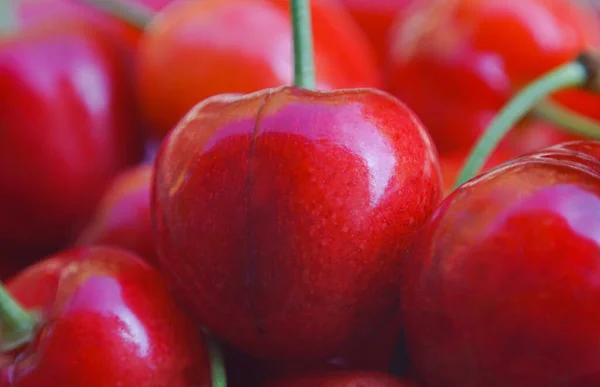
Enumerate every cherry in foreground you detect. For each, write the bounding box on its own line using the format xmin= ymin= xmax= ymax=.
xmin=0 ymin=246 xmax=211 ymax=386
xmin=153 ymin=86 xmax=442 ymax=361
xmin=402 ymin=141 xmax=600 ymax=386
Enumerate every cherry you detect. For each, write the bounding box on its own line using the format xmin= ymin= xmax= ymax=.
xmin=0 ymin=20 xmax=143 ymax=260
xmin=74 ymin=164 xmax=157 ymax=265
xmin=385 ymin=0 xmax=600 ymax=155
xmin=401 ymin=140 xmax=600 ymax=386
xmin=0 ymin=246 xmax=215 ymax=386
xmin=262 ymin=370 xmax=415 ymax=386
xmin=153 ymin=84 xmax=441 ymax=361
xmin=135 ymin=0 xmax=381 ymax=138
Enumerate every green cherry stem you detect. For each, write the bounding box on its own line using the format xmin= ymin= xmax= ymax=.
xmin=290 ymin=0 xmax=315 ymax=89
xmin=79 ymin=0 xmax=153 ymax=29
xmin=206 ymin=332 xmax=227 ymax=387
xmin=0 ymin=0 xmax=17 ymax=35
xmin=0 ymin=284 xmax=37 ymax=352
xmin=534 ymin=99 xmax=600 ymax=140
xmin=453 ymin=60 xmax=589 ymax=189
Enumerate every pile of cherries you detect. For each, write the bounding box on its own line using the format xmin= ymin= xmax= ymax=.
xmin=2 ymin=0 xmax=600 ymax=385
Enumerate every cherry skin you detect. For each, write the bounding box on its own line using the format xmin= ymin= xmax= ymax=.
xmin=152 ymin=86 xmax=443 ymax=361
xmin=136 ymin=0 xmax=381 ymax=139
xmin=401 ymin=140 xmax=600 ymax=386
xmin=262 ymin=370 xmax=415 ymax=387
xmin=336 ymin=0 xmax=420 ymax=65
xmin=385 ymin=0 xmax=600 ymax=155
xmin=74 ymin=164 xmax=157 ymax=265
xmin=17 ymin=0 xmax=175 ymax=59
xmin=0 ymin=246 xmax=211 ymax=386
xmin=0 ymin=23 xmax=143 ymax=260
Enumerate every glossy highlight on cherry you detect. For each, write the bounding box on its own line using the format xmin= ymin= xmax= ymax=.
xmin=402 ymin=141 xmax=600 ymax=387
xmin=153 ymin=85 xmax=442 ymax=361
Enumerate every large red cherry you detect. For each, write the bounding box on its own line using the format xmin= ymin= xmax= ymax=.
xmin=152 ymin=86 xmax=442 ymax=361
xmin=402 ymin=140 xmax=600 ymax=386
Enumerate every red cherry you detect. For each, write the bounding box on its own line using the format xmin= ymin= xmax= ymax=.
xmin=385 ymin=0 xmax=600 ymax=155
xmin=0 ymin=23 xmax=143 ymax=260
xmin=262 ymin=370 xmax=415 ymax=387
xmin=152 ymin=86 xmax=442 ymax=361
xmin=135 ymin=0 xmax=381 ymax=138
xmin=74 ymin=164 xmax=157 ymax=265
xmin=0 ymin=246 xmax=211 ymax=386
xmin=402 ymin=140 xmax=600 ymax=386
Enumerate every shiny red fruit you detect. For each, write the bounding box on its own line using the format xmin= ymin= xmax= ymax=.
xmin=136 ymin=0 xmax=381 ymax=138
xmin=385 ymin=0 xmax=600 ymax=155
xmin=153 ymin=86 xmax=442 ymax=361
xmin=0 ymin=24 xmax=143 ymax=259
xmin=74 ymin=164 xmax=156 ymax=265
xmin=263 ymin=370 xmax=415 ymax=387
xmin=0 ymin=246 xmax=211 ymax=386
xmin=402 ymin=141 xmax=600 ymax=386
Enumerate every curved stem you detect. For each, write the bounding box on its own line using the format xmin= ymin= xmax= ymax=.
xmin=534 ymin=99 xmax=600 ymax=140
xmin=290 ymin=0 xmax=315 ymax=89
xmin=79 ymin=0 xmax=153 ymax=30
xmin=0 ymin=285 xmax=36 ymax=352
xmin=454 ymin=60 xmax=589 ymax=189
xmin=0 ymin=0 xmax=17 ymax=35
xmin=206 ymin=333 xmax=227 ymax=387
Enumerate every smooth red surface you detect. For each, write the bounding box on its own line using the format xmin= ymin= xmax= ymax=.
xmin=263 ymin=370 xmax=415 ymax=386
xmin=0 ymin=24 xmax=143 ymax=259
xmin=402 ymin=141 xmax=600 ymax=386
xmin=385 ymin=0 xmax=600 ymax=155
xmin=0 ymin=246 xmax=211 ymax=386
xmin=74 ymin=164 xmax=157 ymax=265
xmin=153 ymin=86 xmax=443 ymax=361
xmin=136 ymin=0 xmax=381 ymax=138
xmin=337 ymin=0 xmax=419 ymax=65
xmin=17 ymin=0 xmax=174 ymax=59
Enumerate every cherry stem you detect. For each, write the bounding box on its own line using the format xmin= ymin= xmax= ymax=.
xmin=453 ymin=60 xmax=589 ymax=189
xmin=79 ymin=0 xmax=153 ymax=30
xmin=0 ymin=0 xmax=17 ymax=35
xmin=206 ymin=333 xmax=227 ymax=387
xmin=290 ymin=0 xmax=315 ymax=89
xmin=534 ymin=99 xmax=600 ymax=140
xmin=0 ymin=284 xmax=36 ymax=352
